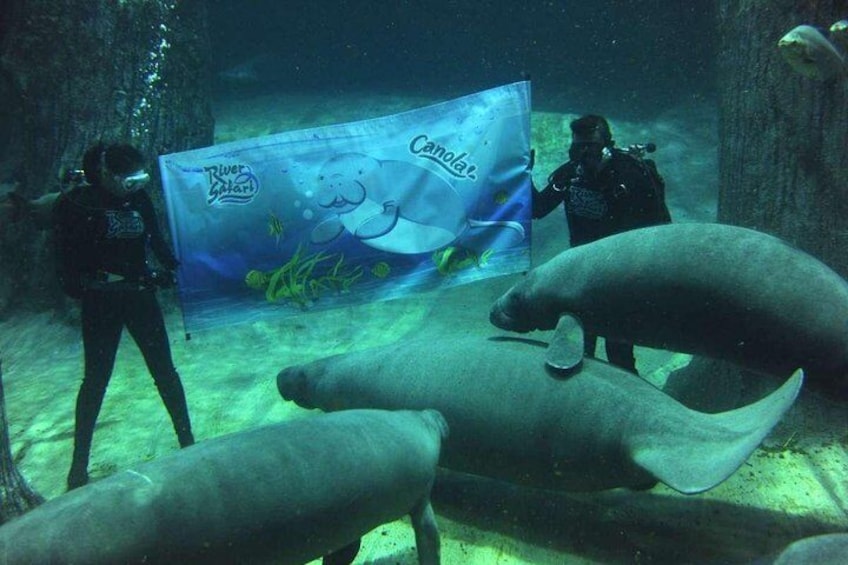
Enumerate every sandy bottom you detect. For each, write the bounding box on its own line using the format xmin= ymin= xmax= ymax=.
xmin=2 ymin=89 xmax=846 ymax=563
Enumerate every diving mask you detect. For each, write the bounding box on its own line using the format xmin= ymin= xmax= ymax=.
xmin=569 ymin=142 xmax=611 ymax=174
xmin=118 ymin=170 xmax=151 ymax=194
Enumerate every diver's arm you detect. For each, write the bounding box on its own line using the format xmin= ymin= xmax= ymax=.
xmin=532 ymin=161 xmax=575 ymax=219
xmin=139 ymin=191 xmax=179 ymax=270
xmin=532 ymin=178 xmax=566 ymax=219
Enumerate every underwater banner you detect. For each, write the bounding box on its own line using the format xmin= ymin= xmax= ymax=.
xmin=159 ymin=81 xmax=532 ymax=333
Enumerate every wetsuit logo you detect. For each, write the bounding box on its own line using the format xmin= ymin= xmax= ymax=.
xmin=567 ymin=184 xmax=608 ymax=220
xmin=105 ymin=210 xmax=144 ymax=239
xmin=204 ymin=164 xmax=260 ymax=205
xmin=408 ymin=135 xmax=478 ymax=180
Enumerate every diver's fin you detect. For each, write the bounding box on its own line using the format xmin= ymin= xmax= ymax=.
xmin=356 ymin=201 xmax=399 ymax=240
xmin=545 ymin=314 xmax=584 ymax=373
xmin=628 ymin=369 xmax=803 ymax=494
xmin=310 ymin=216 xmax=346 ymax=244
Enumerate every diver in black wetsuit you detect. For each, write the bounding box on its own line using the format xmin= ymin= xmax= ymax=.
xmin=54 ymin=142 xmax=194 ymax=491
xmin=533 ymin=114 xmax=672 ymax=374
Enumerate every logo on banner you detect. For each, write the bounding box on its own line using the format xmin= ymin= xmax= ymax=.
xmin=408 ymin=135 xmax=477 ymax=180
xmin=204 ymin=163 xmax=260 ymax=205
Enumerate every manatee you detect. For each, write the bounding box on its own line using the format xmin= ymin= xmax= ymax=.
xmin=0 ymin=409 xmax=448 ymax=565
xmin=310 ymin=152 xmax=525 ymax=254
xmin=489 ymin=223 xmax=848 ymax=394
xmin=277 ymin=335 xmax=802 ymax=494
xmin=778 ymin=24 xmax=847 ymax=81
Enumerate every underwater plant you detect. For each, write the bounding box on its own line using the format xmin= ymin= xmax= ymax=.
xmin=432 ymin=246 xmax=493 ymax=276
xmin=245 ymin=243 xmax=363 ymax=307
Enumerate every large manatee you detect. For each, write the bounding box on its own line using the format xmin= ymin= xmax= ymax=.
xmin=277 ymin=335 xmax=802 ymax=494
xmin=490 ymin=223 xmax=848 ymax=394
xmin=0 ymin=409 xmax=448 ymax=565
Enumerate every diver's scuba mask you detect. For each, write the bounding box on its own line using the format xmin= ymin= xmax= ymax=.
xmin=109 ymin=169 xmax=150 ymax=197
xmin=569 ymin=142 xmax=612 ymax=177
xmin=120 ymin=170 xmax=150 ymax=193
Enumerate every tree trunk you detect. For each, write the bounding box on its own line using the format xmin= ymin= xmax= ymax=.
xmin=0 ymin=360 xmax=45 ymax=524
xmin=717 ymin=0 xmax=848 ymax=277
xmin=0 ymin=0 xmax=214 ymax=313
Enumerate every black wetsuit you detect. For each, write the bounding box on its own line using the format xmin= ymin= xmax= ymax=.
xmin=54 ymin=183 xmax=193 ymax=488
xmin=532 ymin=150 xmax=671 ymax=372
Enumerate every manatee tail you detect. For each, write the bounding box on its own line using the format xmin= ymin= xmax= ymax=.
xmin=629 ymin=369 xmax=803 ymax=494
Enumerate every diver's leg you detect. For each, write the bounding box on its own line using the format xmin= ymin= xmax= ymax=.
xmin=68 ymin=293 xmax=122 ymax=490
xmin=125 ymin=290 xmax=194 ymax=447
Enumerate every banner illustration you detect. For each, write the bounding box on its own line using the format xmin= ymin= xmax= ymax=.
xmin=159 ymin=81 xmax=532 ymax=332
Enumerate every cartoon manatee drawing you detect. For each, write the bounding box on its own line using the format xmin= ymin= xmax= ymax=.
xmin=309 ymin=152 xmax=525 ymax=254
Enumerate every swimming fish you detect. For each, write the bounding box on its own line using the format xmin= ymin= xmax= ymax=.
xmin=777 ymin=24 xmax=847 ymax=81
xmin=267 ymin=211 xmax=284 ymax=245
xmin=829 ymin=20 xmax=848 ymax=53
xmin=244 ymin=269 xmax=269 ymax=290
xmin=370 ymin=261 xmax=391 ymax=278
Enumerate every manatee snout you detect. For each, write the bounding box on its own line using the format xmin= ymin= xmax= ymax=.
xmin=276 ymin=365 xmax=315 ymax=407
xmin=489 ymin=288 xmax=534 ymax=332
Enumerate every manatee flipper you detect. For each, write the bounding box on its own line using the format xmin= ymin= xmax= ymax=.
xmin=409 ymin=497 xmax=440 ymax=565
xmin=310 ymin=216 xmax=346 ymax=244
xmin=545 ymin=314 xmax=584 ymax=373
xmin=628 ymin=369 xmax=804 ymax=494
xmin=355 ymin=200 xmax=400 ymax=240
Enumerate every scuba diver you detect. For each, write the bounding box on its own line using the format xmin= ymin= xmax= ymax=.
xmin=54 ymin=142 xmax=194 ymax=490
xmin=532 ymin=114 xmax=672 ymax=374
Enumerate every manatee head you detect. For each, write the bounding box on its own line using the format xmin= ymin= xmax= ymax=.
xmin=315 ymin=153 xmax=380 ymax=213
xmin=276 ymin=364 xmax=315 ymax=408
xmin=277 ymin=356 xmax=353 ymax=411
xmin=778 ymin=24 xmax=846 ymax=81
xmin=489 ymin=282 xmax=537 ymax=333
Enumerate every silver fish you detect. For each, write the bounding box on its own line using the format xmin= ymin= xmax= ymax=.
xmin=829 ymin=19 xmax=848 ymax=53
